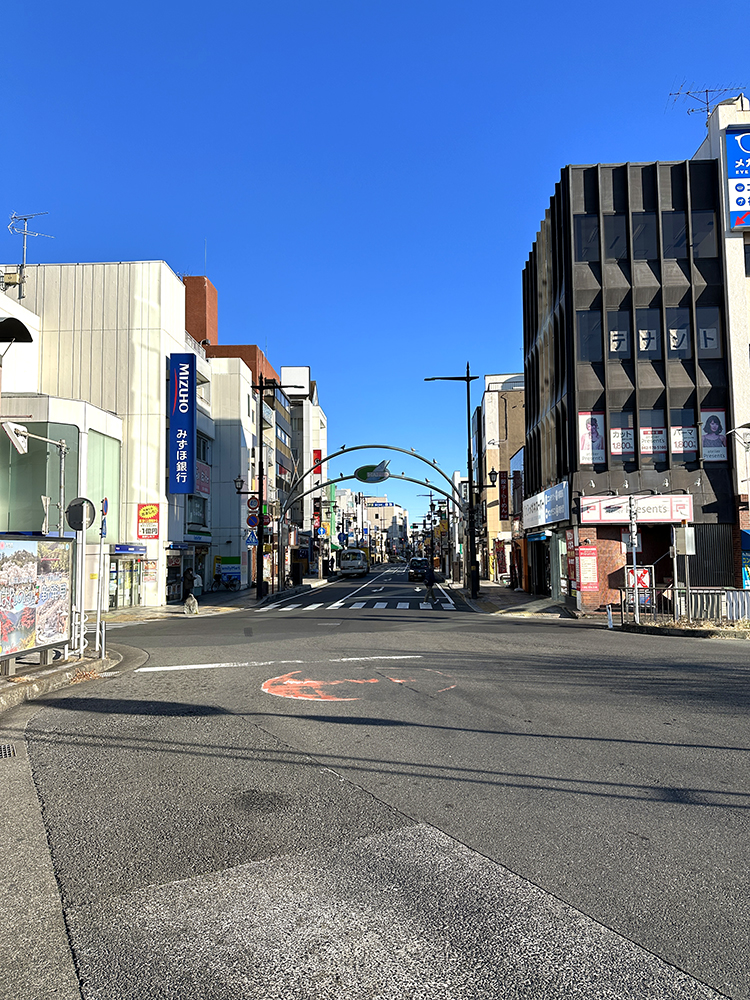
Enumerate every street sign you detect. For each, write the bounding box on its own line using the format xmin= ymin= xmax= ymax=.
xmin=2 ymin=421 xmax=28 ymax=455
xmin=101 ymin=517 xmax=107 ymax=538
xmin=247 ymin=514 xmax=259 ymax=527
xmin=262 ymin=514 xmax=271 ymax=526
xmin=626 ymin=566 xmax=653 ymax=589
xmin=246 ymin=531 xmax=258 ymax=547
xmin=247 ymin=496 xmax=259 ymax=511
xmin=318 ymin=527 xmax=327 ymax=536
xmin=102 ymin=497 xmax=109 ymax=516
xmin=66 ymin=497 xmax=95 ymax=531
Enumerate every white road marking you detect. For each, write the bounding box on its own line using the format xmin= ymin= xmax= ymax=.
xmin=277 ymin=605 xmax=301 ymax=611
xmin=374 ymin=602 xmax=388 ymax=609
xmin=419 ymin=602 xmax=432 ymax=609
xmin=137 ymin=654 xmax=421 ymax=673
xmin=350 ymin=602 xmax=366 ymax=609
xmin=299 ymin=603 xmax=323 ymax=611
xmin=397 ymin=602 xmax=409 ymax=609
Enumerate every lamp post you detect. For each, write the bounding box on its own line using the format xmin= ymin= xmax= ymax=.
xmin=236 ymin=373 xmax=302 ymax=602
xmin=425 ymin=363 xmax=480 ymax=598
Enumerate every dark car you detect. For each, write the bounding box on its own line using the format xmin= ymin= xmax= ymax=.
xmin=408 ymin=557 xmax=429 ymax=580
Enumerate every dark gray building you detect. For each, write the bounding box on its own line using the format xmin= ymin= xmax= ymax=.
xmin=522 ymin=159 xmax=738 ymax=607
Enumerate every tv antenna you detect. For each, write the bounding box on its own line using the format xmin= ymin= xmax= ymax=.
xmin=668 ymin=84 xmax=746 ymax=126
xmin=7 ymin=211 xmax=54 ymax=300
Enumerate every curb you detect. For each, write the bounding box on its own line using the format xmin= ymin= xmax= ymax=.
xmin=621 ymin=623 xmax=750 ymax=640
xmin=0 ymin=650 xmax=123 ymax=716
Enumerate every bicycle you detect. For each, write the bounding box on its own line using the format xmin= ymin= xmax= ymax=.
xmin=210 ymin=573 xmax=240 ymax=592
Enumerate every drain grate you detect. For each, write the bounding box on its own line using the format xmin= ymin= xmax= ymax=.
xmin=0 ymin=744 xmax=17 ymax=759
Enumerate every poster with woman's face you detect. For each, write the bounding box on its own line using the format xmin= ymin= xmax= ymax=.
xmin=701 ymin=409 xmax=728 ymax=462
xmin=578 ymin=412 xmax=606 ymax=464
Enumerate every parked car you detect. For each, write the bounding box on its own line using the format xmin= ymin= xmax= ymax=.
xmin=408 ymin=557 xmax=429 ymax=580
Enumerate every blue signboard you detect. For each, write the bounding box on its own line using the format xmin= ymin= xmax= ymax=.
xmin=545 ymin=481 xmax=569 ymax=524
xmin=726 ymin=127 xmax=750 ymax=230
xmin=168 ymin=354 xmax=197 ymax=494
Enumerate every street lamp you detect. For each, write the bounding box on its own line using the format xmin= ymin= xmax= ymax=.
xmin=425 ymin=363 xmax=480 ymax=598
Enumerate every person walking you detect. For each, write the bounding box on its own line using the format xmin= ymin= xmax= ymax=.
xmin=424 ymin=563 xmax=437 ymax=602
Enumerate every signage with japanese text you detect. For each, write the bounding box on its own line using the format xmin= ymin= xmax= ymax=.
xmin=577 ymin=545 xmax=598 ymax=592
xmin=137 ymin=503 xmax=160 ymax=540
xmin=523 ymin=482 xmax=569 ymax=528
xmin=498 ymin=471 xmax=509 ymax=519
xmin=580 ymin=494 xmax=693 ymax=524
xmin=168 ymin=354 xmax=196 ymax=494
xmin=726 ymin=126 xmax=750 ymax=230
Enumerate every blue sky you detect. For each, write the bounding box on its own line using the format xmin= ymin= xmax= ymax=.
xmin=3 ymin=1 xmax=747 ymax=522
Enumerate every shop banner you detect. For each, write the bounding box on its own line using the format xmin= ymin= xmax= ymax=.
xmin=579 ymin=412 xmax=606 ymax=464
xmin=498 ymin=471 xmax=509 ymax=519
xmin=700 ymin=409 xmax=728 ymax=462
xmin=168 ymin=353 xmax=197 ymax=494
xmin=671 ymin=426 xmax=698 ymax=455
xmin=610 ymin=427 xmax=635 ymax=457
xmin=580 ymin=494 xmax=693 ymax=524
xmin=0 ymin=537 xmax=72 ymax=656
xmin=726 ymin=126 xmax=750 ymax=230
xmin=639 ymin=426 xmax=667 ymax=455
xmin=196 ymin=461 xmax=211 ymax=495
xmin=137 ymin=503 xmax=160 ymax=540
xmin=565 ymin=529 xmax=577 ymax=586
xmin=523 ymin=482 xmax=569 ymax=528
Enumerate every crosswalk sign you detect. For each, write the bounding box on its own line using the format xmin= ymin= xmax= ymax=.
xmin=246 ymin=530 xmax=258 ymax=547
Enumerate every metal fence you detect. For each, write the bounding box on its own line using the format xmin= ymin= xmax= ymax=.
xmin=619 ymin=587 xmax=750 ymax=625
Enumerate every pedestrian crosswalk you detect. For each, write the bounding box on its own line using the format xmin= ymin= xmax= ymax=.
xmin=257 ymin=599 xmax=456 ymax=614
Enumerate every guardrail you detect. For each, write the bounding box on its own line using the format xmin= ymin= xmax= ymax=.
xmin=619 ymin=587 xmax=750 ymax=625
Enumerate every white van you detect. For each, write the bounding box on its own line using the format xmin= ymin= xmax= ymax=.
xmin=339 ymin=548 xmax=370 ymax=577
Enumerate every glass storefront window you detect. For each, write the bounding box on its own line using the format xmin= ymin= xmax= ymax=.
xmin=610 ymin=412 xmax=635 ymax=462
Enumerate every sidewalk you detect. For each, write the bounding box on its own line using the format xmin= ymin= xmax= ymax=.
xmin=452 ymin=579 xmax=579 ymax=619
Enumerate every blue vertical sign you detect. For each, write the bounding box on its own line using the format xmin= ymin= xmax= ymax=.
xmin=726 ymin=126 xmax=750 ymax=231
xmin=169 ymin=353 xmax=196 ymax=494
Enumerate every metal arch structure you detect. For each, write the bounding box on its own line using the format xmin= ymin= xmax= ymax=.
xmin=287 ymin=443 xmax=462 ymax=504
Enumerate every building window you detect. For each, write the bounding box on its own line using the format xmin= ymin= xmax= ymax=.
xmin=639 ymin=410 xmax=668 ymax=462
xmin=578 ymin=411 xmax=606 ymax=464
xmin=666 ymin=308 xmax=691 ymax=359
xmin=604 ymin=216 xmax=628 ymax=260
xmin=197 ymin=435 xmax=211 ymax=463
xmin=745 ymin=242 xmax=750 ymax=277
xmin=607 ymin=310 xmax=631 ymax=359
xmin=574 ymin=215 xmax=599 ymax=262
xmin=188 ymin=495 xmax=206 ymax=525
xmin=692 ymin=211 xmax=717 ymax=258
xmin=632 ymin=213 xmax=658 ymax=259
xmin=662 ymin=212 xmax=688 ymax=258
xmin=636 ymin=308 xmax=661 ymax=359
xmin=696 ymin=306 xmax=722 ymax=358
xmin=610 ymin=412 xmax=635 ymax=461
xmin=670 ymin=408 xmax=698 ymax=459
xmin=577 ymin=310 xmax=602 ymax=361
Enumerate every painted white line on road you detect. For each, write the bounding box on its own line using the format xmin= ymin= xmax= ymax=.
xmin=137 ymin=654 xmax=419 ymax=673
xmin=420 ymin=602 xmax=432 ymax=609
xmin=374 ymin=602 xmax=387 ymax=609
xmin=299 ymin=603 xmax=324 ymax=611
xmin=397 ymin=602 xmax=409 ymax=609
xmin=277 ymin=605 xmax=301 ymax=612
xmin=350 ymin=602 xmax=366 ymax=609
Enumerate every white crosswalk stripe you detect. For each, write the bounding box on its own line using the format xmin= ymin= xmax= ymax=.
xmin=254 ymin=599 xmax=456 ymax=613
xmin=397 ymin=602 xmax=410 ymax=609
xmin=374 ymin=602 xmax=388 ymax=609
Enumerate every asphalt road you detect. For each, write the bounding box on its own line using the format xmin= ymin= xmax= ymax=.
xmin=2 ymin=566 xmax=748 ymax=999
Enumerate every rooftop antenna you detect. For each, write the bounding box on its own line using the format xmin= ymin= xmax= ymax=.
xmin=668 ymin=84 xmax=746 ymax=127
xmin=7 ymin=211 xmax=54 ymax=300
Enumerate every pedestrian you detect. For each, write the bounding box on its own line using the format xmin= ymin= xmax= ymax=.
xmin=424 ymin=563 xmax=437 ymax=602
xmin=182 ymin=566 xmax=195 ymax=602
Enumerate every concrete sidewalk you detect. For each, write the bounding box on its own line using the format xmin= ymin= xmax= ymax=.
xmin=453 ymin=579 xmax=577 ymax=618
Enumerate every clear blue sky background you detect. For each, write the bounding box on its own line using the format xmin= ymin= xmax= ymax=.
xmin=3 ymin=1 xmax=747 ymax=521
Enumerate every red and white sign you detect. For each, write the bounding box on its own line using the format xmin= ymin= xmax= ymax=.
xmin=565 ymin=529 xmax=577 ymax=584
xmin=580 ymin=494 xmax=693 ymax=524
xmin=196 ymin=461 xmax=211 ymax=495
xmin=626 ymin=566 xmax=653 ymax=589
xmin=313 ymin=449 xmax=322 ymax=474
xmin=137 ymin=503 xmax=160 ymax=540
xmin=577 ymin=545 xmax=598 ymax=592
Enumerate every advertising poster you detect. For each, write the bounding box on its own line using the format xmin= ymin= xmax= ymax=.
xmin=578 ymin=412 xmax=606 ymax=464
xmin=671 ymin=426 xmax=698 ymax=455
xmin=639 ymin=426 xmax=667 ymax=456
xmin=610 ymin=427 xmax=635 ymax=457
xmin=577 ymin=545 xmax=599 ymax=592
xmin=700 ymin=409 xmax=728 ymax=462
xmin=137 ymin=503 xmax=160 ymax=540
xmin=498 ymin=471 xmax=509 ymax=519
xmin=565 ymin=530 xmax=577 ymax=588
xmin=725 ymin=126 xmax=750 ymax=231
xmin=0 ymin=538 xmax=72 ymax=657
